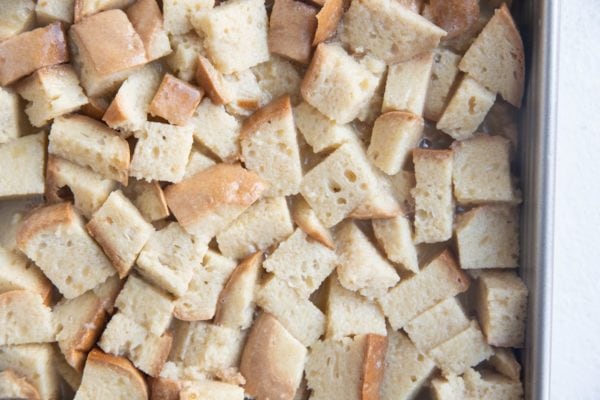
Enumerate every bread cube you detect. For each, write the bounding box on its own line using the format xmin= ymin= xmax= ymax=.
xmin=452 ymin=135 xmax=516 ymax=204
xmin=0 ymin=132 xmax=46 ymax=199
xmin=180 ymin=381 xmax=244 ymax=400
xmin=269 ymin=0 xmax=317 ymax=64
xmin=349 ymin=169 xmax=402 ymax=220
xmin=292 ymin=197 xmax=334 ymax=249
xmin=424 ymin=48 xmax=462 ymax=121
xmin=223 ymin=69 xmax=264 ymax=116
xmin=382 ymin=52 xmax=434 ymax=115
xmin=411 ymin=149 xmax=454 ymax=243
xmin=263 ymin=228 xmax=336 ymax=298
xmin=0 ymin=22 xmax=68 ymax=86
xmin=16 ymin=203 xmax=116 ymax=299
xmin=122 ymin=178 xmax=169 ymax=222
xmin=126 ymin=0 xmax=171 ymax=61
xmin=301 ymin=43 xmax=379 ymax=123
xmin=389 ymin=170 xmax=416 ymax=209
xmin=0 ymin=290 xmax=55 ymax=346
xmin=437 ymin=76 xmax=496 ymax=140
xmin=136 ymin=222 xmax=208 ymax=297
xmin=313 ymin=0 xmax=345 ymax=44
xmin=489 ymin=348 xmax=521 ymax=381
xmin=70 ymin=10 xmax=147 ymax=97
xmin=257 ymin=276 xmax=325 ymax=346
xmin=0 ymin=87 xmax=23 ymax=144
xmin=372 ymin=215 xmax=419 ymax=273
xmin=149 ymin=74 xmax=203 ymax=125
xmin=379 ymin=250 xmax=470 ymax=329
xmin=241 ymin=96 xmax=303 ymax=196
xmin=476 ymin=271 xmax=528 ymax=347
xmin=49 ymin=114 xmax=130 ymax=184
xmin=0 ymin=1 xmax=35 ymax=41
xmin=252 ymin=55 xmax=302 ymax=105
xmin=431 ymin=374 xmax=467 ymax=399
xmin=35 ymin=0 xmax=74 ymax=25
xmin=173 ymin=250 xmax=237 ymax=321
xmin=464 ymin=368 xmax=524 ymax=399
xmin=0 ymin=369 xmax=40 ymax=400
xmin=341 ymin=0 xmax=445 ymax=63
xmin=74 ymin=349 xmax=148 ymax=400
xmin=0 ymin=247 xmax=52 ymax=303
xmin=294 ymin=101 xmax=356 ymax=153
xmin=381 ymin=330 xmax=435 ymax=400
xmin=335 ymin=222 xmax=399 ymax=299
xmin=73 ymin=0 xmax=136 ymax=21
xmin=459 ymin=4 xmax=524 ymax=107
xmin=196 ymin=54 xmax=234 ymax=105
xmin=0 ymin=344 xmax=59 ymax=400
xmin=166 ymin=32 xmax=207 ymax=81
xmin=163 ymin=0 xmax=214 ymax=36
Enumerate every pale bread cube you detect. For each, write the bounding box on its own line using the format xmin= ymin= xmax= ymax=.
xmin=428 ymin=0 xmax=480 ymax=39
xmin=411 ymin=149 xmax=454 ymax=243
xmin=0 ymin=344 xmax=59 ymax=400
xmin=326 ymin=276 xmax=386 ymax=339
xmin=355 ymin=54 xmax=387 ymax=125
xmin=163 ymin=0 xmax=214 ymax=36
xmin=115 ymin=274 xmax=174 ymax=336
xmin=0 ymin=132 xmax=46 ymax=199
xmin=36 ymin=0 xmax=74 ymax=24
xmin=192 ymin=0 xmax=269 ymax=74
xmin=459 ymin=4 xmax=525 ymax=107
xmin=0 ymin=87 xmax=22 ymax=144
xmin=223 ymin=69 xmax=264 ymax=116
xmin=348 ymin=167 xmax=402 ymax=220
xmin=166 ymin=32 xmax=208 ymax=81
xmin=335 ymin=221 xmax=399 ymax=299
xmin=252 ymin=55 xmax=302 ymax=105
xmin=381 ymin=330 xmax=435 ymax=400
xmin=0 ymin=0 xmax=35 ymax=40
xmin=195 ymin=54 xmax=234 ymax=105
xmin=489 ymin=348 xmax=521 ymax=381
xmin=382 ymin=52 xmax=434 ymax=115
xmin=184 ymin=147 xmax=216 ymax=178
xmin=341 ymin=0 xmax=445 ymax=63
xmin=122 ymin=178 xmax=169 ymax=222
xmin=268 ymin=0 xmax=318 ymax=64
xmin=301 ymin=43 xmax=379 ymax=124
xmin=389 ymin=170 xmax=416 ymax=209
xmin=431 ymin=374 xmax=467 ymax=399
xmin=424 ymin=48 xmax=462 ymax=121
xmin=189 ymin=98 xmax=241 ymax=161
xmin=368 ymin=111 xmax=424 ymax=175
xmin=87 ymin=190 xmax=154 ymax=277
xmin=0 ymin=290 xmax=55 ymax=346
xmin=263 ymin=228 xmax=336 ymax=298
xmin=126 ymin=0 xmax=172 ymax=61
xmin=136 ymin=223 xmax=207 ymax=296
xmin=0 ymin=369 xmax=40 ymax=400
xmin=452 ymin=135 xmax=516 ymax=204
xmin=437 ymin=76 xmax=496 ymax=140
xmin=16 ymin=202 xmax=116 ymax=299
xmin=476 ymin=271 xmax=528 ymax=347
xmin=372 ymin=215 xmax=419 ymax=273
xmin=256 ymin=275 xmax=325 ymax=346
xmin=217 ymin=197 xmax=293 ymax=260
xmin=291 ymin=197 xmax=334 ymax=249
xmin=130 ymin=122 xmax=194 ymax=183
xmin=73 ymin=0 xmax=136 ymax=21
xmin=180 ymin=381 xmax=244 ymax=400
xmin=49 ymin=114 xmax=130 ymax=184
xmin=313 ymin=0 xmax=345 ymax=44
xmin=149 ymin=74 xmax=204 ymax=126
xmin=463 ymin=368 xmax=524 ymax=400
xmin=294 ymin=101 xmax=356 ymax=153
xmin=241 ymin=313 xmax=306 ymax=400
xmin=173 ymin=250 xmax=237 ymax=321
xmin=0 ymin=247 xmax=52 ymax=303
xmin=378 ymin=250 xmax=470 ymax=330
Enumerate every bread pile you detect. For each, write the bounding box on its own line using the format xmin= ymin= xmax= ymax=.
xmin=0 ymin=0 xmax=528 ymax=399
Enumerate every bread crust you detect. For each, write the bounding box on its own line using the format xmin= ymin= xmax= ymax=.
xmin=268 ymin=0 xmax=318 ymax=64
xmin=240 ymin=95 xmax=292 ymax=141
xmin=16 ymin=203 xmax=76 ymax=249
xmin=0 ymin=369 xmax=41 ymax=400
xmin=292 ymin=198 xmax=335 ymax=249
xmin=313 ymin=0 xmax=345 ymax=45
xmin=430 ymin=0 xmax=479 ymax=39
xmin=149 ymin=377 xmax=182 ymax=400
xmin=82 ymin=97 xmax=110 ymax=120
xmin=195 ymin=54 xmax=233 ymax=105
xmin=149 ymin=73 xmax=204 ymax=125
xmin=362 ymin=334 xmax=388 ymax=400
xmin=86 ymin=348 xmax=148 ymax=397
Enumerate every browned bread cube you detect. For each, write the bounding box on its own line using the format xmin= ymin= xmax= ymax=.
xmin=126 ymin=0 xmax=172 ymax=62
xmin=195 ymin=55 xmax=233 ymax=105
xmin=313 ymin=0 xmax=345 ymax=45
xmin=268 ymin=0 xmax=318 ymax=64
xmin=149 ymin=74 xmax=204 ymax=125
xmin=429 ymin=0 xmax=480 ymax=39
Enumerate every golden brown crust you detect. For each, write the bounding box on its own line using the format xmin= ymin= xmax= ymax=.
xmin=147 ymin=331 xmax=174 ymax=378
xmin=300 ymin=43 xmax=327 ymax=100
xmin=430 ymin=0 xmax=479 ymax=39
xmin=313 ymin=0 xmax=346 ymax=45
xmin=102 ymin=92 xmax=129 ymax=127
xmin=361 ymin=334 xmax=388 ymax=400
xmin=86 ymin=348 xmax=149 ymax=396
xmin=85 ymin=221 xmax=129 ymax=278
xmin=0 ymin=369 xmax=41 ymax=400
xmin=65 ymin=298 xmax=109 ymax=372
xmin=349 ymin=198 xmax=401 ymax=220
xmin=240 ymin=96 xmax=292 ymax=141
xmin=149 ymin=377 xmax=182 ymax=400
xmin=148 ymin=73 xmax=204 ymax=125
xmin=268 ymin=0 xmax=318 ymax=64
xmin=412 ymin=148 xmax=453 ymax=162
xmin=16 ymin=203 xmax=76 ymax=251
xmin=82 ymin=97 xmax=110 ymax=120
xmin=126 ymin=0 xmax=165 ymax=58
xmin=45 ymin=155 xmax=67 ymax=203
xmin=292 ymin=198 xmax=335 ymax=249
xmin=436 ymin=249 xmax=471 ymax=293
xmin=195 ymin=55 xmax=233 ymax=105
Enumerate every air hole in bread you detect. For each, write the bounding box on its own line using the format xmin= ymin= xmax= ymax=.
xmin=468 ymin=97 xmax=477 ymax=114
xmin=329 ymin=182 xmax=342 ymax=193
xmin=337 ymin=198 xmax=347 ymax=205
xmin=344 ymin=170 xmax=357 ymax=182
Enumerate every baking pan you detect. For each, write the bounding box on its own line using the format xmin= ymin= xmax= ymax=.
xmin=513 ymin=0 xmax=559 ymax=399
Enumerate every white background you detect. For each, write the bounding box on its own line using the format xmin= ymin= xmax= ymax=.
xmin=551 ymin=1 xmax=600 ymax=398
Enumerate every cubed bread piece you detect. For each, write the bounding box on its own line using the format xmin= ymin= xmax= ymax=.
xmin=456 ymin=205 xmax=519 ymax=269
xmin=389 ymin=170 xmax=416 ymax=209
xmin=268 ymin=0 xmax=317 ymax=64
xmin=424 ymin=48 xmax=462 ymax=121
xmin=452 ymin=135 xmax=516 ymax=204
xmin=301 ymin=43 xmax=379 ymax=124
xmin=0 ymin=87 xmax=22 ymax=144
xmin=0 ymin=132 xmax=46 ymax=199
xmin=326 ymin=276 xmax=386 ymax=339
xmin=74 ymin=349 xmax=148 ymax=400
xmin=368 ymin=111 xmax=424 ymax=175
xmin=165 ymin=163 xmax=267 ymax=241
xmin=430 ymin=374 xmax=467 ymax=399
xmin=294 ymin=101 xmax=356 ymax=153
xmin=404 ymin=297 xmax=470 ymax=352
xmin=382 ymin=52 xmax=434 ymax=115
xmin=348 ymin=171 xmax=402 ymax=220
xmin=459 ymin=4 xmax=525 ymax=107
xmin=180 ymin=381 xmax=244 ymax=400
xmin=49 ymin=114 xmax=130 ymax=184
xmin=196 ymin=55 xmax=234 ymax=105
xmin=163 ymin=0 xmax=214 ymax=36
xmin=252 ymin=55 xmax=302 ymax=105
xmin=0 ymin=369 xmax=40 ymax=400
xmin=0 ymin=22 xmax=68 ymax=86
xmin=46 ymin=156 xmax=116 ymax=218
xmin=341 ymin=0 xmax=445 ymax=63
xmin=73 ymin=0 xmax=136 ymax=21
xmin=16 ymin=64 xmax=88 ymax=128
xmin=192 ymin=0 xmax=269 ymax=74
xmin=476 ymin=271 xmax=528 ymax=347
xmin=69 ymin=9 xmax=147 ymax=97
xmin=136 ymin=222 xmax=207 ymax=297
xmin=184 ymin=147 xmax=216 ymax=178
xmin=102 ymin=63 xmax=162 ymax=136
xmin=464 ymin=368 xmax=524 ymax=399
xmin=126 ymin=0 xmax=172 ymax=61
xmin=217 ymin=197 xmax=293 ymax=260
xmin=173 ymin=250 xmax=236 ymax=321
xmin=0 ymin=290 xmax=55 ymax=346
xmin=16 ymin=203 xmax=116 ymax=299
xmin=0 ymin=247 xmax=52 ymax=303
xmin=292 ymin=197 xmax=334 ymax=249
xmin=130 ymin=122 xmax=194 ymax=183
xmin=0 ymin=0 xmax=35 ymax=41
xmin=257 ymin=275 xmax=325 ymax=346
xmin=214 ymin=252 xmax=262 ymax=329
xmin=98 ymin=312 xmax=173 ymax=376
xmin=430 ymin=0 xmax=479 ymax=39
xmin=411 ymin=149 xmax=454 ymax=243
xmin=0 ymin=344 xmax=59 ymax=400
xmin=427 ymin=320 xmax=493 ymax=375
xmin=241 ymin=313 xmax=306 ymax=400
xmin=122 ymin=178 xmax=169 ymax=222
xmin=263 ymin=228 xmax=336 ymax=298
xmin=335 ymin=221 xmax=399 ymax=299
xmin=223 ymin=69 xmax=264 ymax=116
xmin=372 ymin=215 xmax=419 ymax=273
xmin=167 ymin=32 xmax=208 ymax=82
xmin=313 ymin=0 xmax=345 ymax=44
xmin=436 ymin=76 xmax=496 ymax=140
xmin=379 ymin=250 xmax=470 ymax=330
xmin=35 ymin=0 xmax=74 ymax=25
xmin=489 ymin=348 xmax=521 ymax=381
xmin=149 ymin=74 xmax=204 ymax=125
